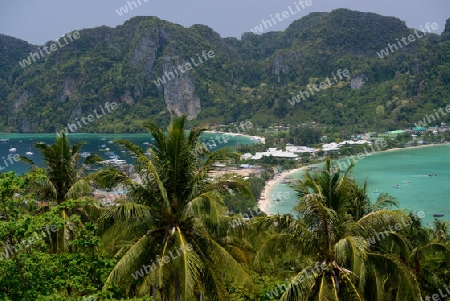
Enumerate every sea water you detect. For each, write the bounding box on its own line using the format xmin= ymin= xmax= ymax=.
xmin=0 ymin=132 xmax=255 ymax=175
xmin=265 ymin=145 xmax=450 ymax=226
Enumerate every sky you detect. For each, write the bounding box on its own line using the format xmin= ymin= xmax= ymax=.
xmin=0 ymin=0 xmax=449 ymax=45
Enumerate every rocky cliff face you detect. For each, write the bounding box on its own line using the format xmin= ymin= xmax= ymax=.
xmin=0 ymin=13 xmax=448 ymax=132
xmin=160 ymin=56 xmax=201 ymax=119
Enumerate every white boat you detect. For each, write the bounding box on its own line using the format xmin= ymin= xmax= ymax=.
xmin=9 ymin=148 xmax=17 ymax=152
xmin=81 ymin=152 xmax=91 ymax=158
xmin=108 ymin=140 xmax=114 ymax=144
xmin=100 ymin=159 xmax=126 ymax=165
xmin=0 ymin=139 xmax=9 ymax=142
xmin=25 ymin=151 xmax=33 ymax=155
xmin=143 ymin=142 xmax=150 ymax=145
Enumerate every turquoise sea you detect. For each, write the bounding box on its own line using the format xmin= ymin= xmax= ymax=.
xmin=265 ymin=145 xmax=450 ymax=226
xmin=0 ymin=132 xmax=255 ymax=175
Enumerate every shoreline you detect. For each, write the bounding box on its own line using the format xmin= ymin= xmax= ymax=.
xmin=258 ymin=142 xmax=447 ymax=215
xmin=259 ymin=166 xmax=308 ymax=214
xmin=204 ymin=130 xmax=266 ymax=144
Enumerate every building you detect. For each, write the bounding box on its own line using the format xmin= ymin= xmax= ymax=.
xmin=285 ymin=144 xmax=317 ymax=154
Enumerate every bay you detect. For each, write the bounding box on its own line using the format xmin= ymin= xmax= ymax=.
xmin=0 ymin=132 xmax=256 ymax=175
xmin=265 ymin=145 xmax=450 ymax=226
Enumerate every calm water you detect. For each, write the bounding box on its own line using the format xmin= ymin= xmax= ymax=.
xmin=266 ymin=145 xmax=450 ymax=226
xmin=0 ymin=132 xmax=255 ymax=175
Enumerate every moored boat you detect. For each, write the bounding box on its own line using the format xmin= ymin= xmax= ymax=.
xmin=100 ymin=159 xmax=126 ymax=165
xmin=433 ymin=214 xmax=445 ymax=218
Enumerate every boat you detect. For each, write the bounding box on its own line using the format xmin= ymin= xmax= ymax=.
xmin=392 ymin=184 xmax=400 ymax=189
xmin=9 ymin=148 xmax=17 ymax=152
xmin=433 ymin=214 xmax=445 ymax=218
xmin=100 ymin=159 xmax=126 ymax=165
xmin=36 ymin=141 xmax=45 ymax=145
xmin=373 ymin=190 xmax=380 ymax=194
xmin=274 ymin=198 xmax=282 ymax=202
xmin=281 ymin=179 xmax=292 ymax=184
xmin=100 ymin=144 xmax=106 ymax=148
xmin=25 ymin=151 xmax=33 ymax=155
xmin=0 ymin=139 xmax=9 ymax=142
xmin=108 ymin=140 xmax=114 ymax=144
xmin=143 ymin=142 xmax=150 ymax=145
xmin=429 ymin=174 xmax=437 ymax=177
xmin=80 ymin=152 xmax=91 ymax=158
xmin=105 ymin=151 xmax=115 ymax=156
xmin=402 ymin=181 xmax=411 ymax=184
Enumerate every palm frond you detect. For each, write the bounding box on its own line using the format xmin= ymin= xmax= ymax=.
xmin=279 ymin=264 xmax=320 ymax=301
xmin=102 ymin=235 xmax=150 ymax=290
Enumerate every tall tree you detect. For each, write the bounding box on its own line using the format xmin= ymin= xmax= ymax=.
xmin=95 ymin=116 xmax=253 ymax=300
xmin=252 ymin=158 xmax=423 ymax=300
xmin=22 ymin=133 xmax=103 ymax=253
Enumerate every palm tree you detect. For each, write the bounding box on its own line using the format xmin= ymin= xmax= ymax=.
xmin=94 ymin=116 xmax=253 ymax=300
xmin=252 ymin=158 xmax=423 ymax=300
xmin=21 ymin=133 xmax=103 ymax=253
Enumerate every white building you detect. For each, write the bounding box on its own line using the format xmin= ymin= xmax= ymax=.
xmin=339 ymin=140 xmax=372 ymax=146
xmin=285 ymin=144 xmax=317 ymax=154
xmin=251 ymin=148 xmax=298 ymax=160
xmin=322 ymin=142 xmax=340 ymax=151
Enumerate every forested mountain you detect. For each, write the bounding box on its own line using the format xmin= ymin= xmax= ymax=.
xmin=0 ymin=9 xmax=449 ymax=133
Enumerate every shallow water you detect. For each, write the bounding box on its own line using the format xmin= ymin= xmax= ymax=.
xmin=265 ymin=145 xmax=450 ymax=226
xmin=0 ymin=132 xmax=255 ymax=174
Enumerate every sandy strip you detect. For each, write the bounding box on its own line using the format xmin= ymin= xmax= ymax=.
xmin=257 ymin=143 xmax=447 ymax=214
xmin=258 ymin=167 xmax=308 ymax=214
xmin=382 ymin=143 xmax=445 ymax=153
xmin=204 ymin=130 xmax=265 ymax=144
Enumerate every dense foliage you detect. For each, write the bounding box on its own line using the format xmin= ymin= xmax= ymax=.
xmin=1 ymin=117 xmax=450 ymax=300
xmin=0 ymin=10 xmax=449 ymax=134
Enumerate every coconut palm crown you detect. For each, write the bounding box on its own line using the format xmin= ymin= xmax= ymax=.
xmin=21 ymin=133 xmax=103 ymax=253
xmin=94 ymin=116 xmax=253 ymax=300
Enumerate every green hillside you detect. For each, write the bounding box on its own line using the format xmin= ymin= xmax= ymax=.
xmin=0 ymin=9 xmax=449 ymax=133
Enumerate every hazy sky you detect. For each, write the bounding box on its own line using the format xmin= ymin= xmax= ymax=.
xmin=1 ymin=0 xmax=449 ymax=45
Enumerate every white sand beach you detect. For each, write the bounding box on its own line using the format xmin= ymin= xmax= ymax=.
xmin=204 ymin=130 xmax=266 ymax=144
xmin=258 ymin=167 xmax=307 ymax=214
xmin=257 ymin=143 xmax=446 ymax=215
